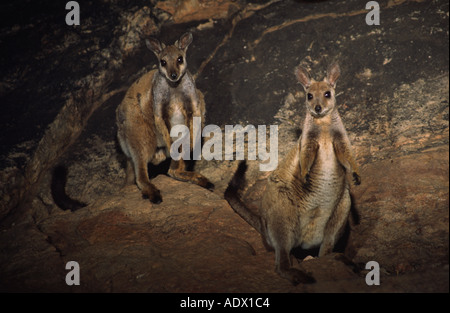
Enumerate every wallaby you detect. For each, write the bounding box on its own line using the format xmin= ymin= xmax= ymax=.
xmin=51 ymin=32 xmax=213 ymax=211
xmin=116 ymin=32 xmax=214 ymax=204
xmin=225 ymin=63 xmax=361 ymax=285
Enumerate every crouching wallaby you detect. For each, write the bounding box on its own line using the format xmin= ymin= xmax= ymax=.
xmin=225 ymin=63 xmax=361 ymax=285
xmin=116 ymin=32 xmax=214 ymax=204
xmin=51 ymin=32 xmax=213 ymax=211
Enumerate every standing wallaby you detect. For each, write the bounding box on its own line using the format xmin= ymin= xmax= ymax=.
xmin=225 ymin=63 xmax=361 ymax=285
xmin=116 ymin=32 xmax=214 ymax=204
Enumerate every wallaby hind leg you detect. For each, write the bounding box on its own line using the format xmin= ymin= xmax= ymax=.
xmin=319 ymin=189 xmax=351 ymax=256
xmin=168 ymin=159 xmax=214 ymax=190
xmin=133 ymin=156 xmax=162 ymax=204
xmin=275 ymin=248 xmax=316 ymax=285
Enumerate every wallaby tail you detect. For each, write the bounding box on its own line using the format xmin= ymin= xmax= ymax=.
xmin=51 ymin=165 xmax=87 ymax=212
xmin=224 ymin=161 xmax=262 ymax=234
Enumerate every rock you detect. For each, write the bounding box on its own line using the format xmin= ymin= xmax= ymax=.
xmin=155 ymin=0 xmax=242 ymax=24
xmin=1 ymin=176 xmax=278 ymax=292
xmin=0 ymin=0 xmax=448 ymax=293
xmin=117 ymin=6 xmax=159 ymax=56
xmin=2 ymin=175 xmax=446 ymax=292
xmin=347 ymin=149 xmax=449 ymax=273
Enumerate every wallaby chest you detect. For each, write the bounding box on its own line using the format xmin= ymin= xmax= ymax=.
xmin=286 ymin=130 xmax=344 ymax=249
xmin=152 ymin=73 xmax=197 ymax=128
xmin=298 ymin=120 xmax=347 ymax=218
xmin=311 ymin=129 xmax=342 ymax=179
xmin=305 ymin=115 xmax=345 ymax=183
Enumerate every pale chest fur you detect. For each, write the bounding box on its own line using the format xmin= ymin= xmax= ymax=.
xmin=158 ymin=76 xmax=198 ymax=112
xmin=302 ymin=125 xmax=345 ymax=207
xmin=152 ymin=72 xmax=200 ymax=146
xmin=311 ymin=132 xmax=344 ymax=183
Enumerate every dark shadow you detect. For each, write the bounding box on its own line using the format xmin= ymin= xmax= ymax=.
xmin=292 ymin=246 xmax=320 ymax=259
xmin=349 ymin=193 xmax=360 ymax=226
xmin=333 ymin=222 xmax=351 ymax=253
xmin=148 ymin=158 xmax=172 ymax=179
xmin=294 ymin=127 xmax=302 ymax=139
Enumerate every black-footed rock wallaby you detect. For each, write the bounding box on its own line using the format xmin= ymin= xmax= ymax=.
xmin=116 ymin=32 xmax=214 ymax=204
xmin=51 ymin=32 xmax=214 ymax=210
xmin=225 ymin=63 xmax=361 ymax=285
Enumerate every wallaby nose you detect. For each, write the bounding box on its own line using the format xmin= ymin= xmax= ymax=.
xmin=171 ymin=73 xmax=177 ymax=80
xmin=315 ymin=105 xmax=322 ymax=113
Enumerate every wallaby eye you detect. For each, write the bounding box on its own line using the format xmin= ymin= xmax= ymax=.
xmin=307 ymin=93 xmax=313 ymax=100
xmin=177 ymin=56 xmax=183 ymax=64
xmin=160 ymin=60 xmax=167 ymax=67
xmin=324 ymin=91 xmax=331 ymax=98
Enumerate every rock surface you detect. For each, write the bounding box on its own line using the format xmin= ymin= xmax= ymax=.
xmin=0 ymin=0 xmax=448 ymax=293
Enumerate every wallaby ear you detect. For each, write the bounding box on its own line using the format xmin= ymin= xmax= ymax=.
xmin=295 ymin=66 xmax=311 ymax=90
xmin=145 ymin=37 xmax=164 ymax=55
xmin=176 ymin=32 xmax=193 ymax=51
xmin=326 ymin=63 xmax=340 ymax=88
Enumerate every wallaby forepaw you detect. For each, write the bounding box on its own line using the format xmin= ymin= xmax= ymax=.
xmin=352 ymin=172 xmax=361 ymax=186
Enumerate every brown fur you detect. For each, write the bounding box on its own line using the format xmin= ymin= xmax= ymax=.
xmin=225 ymin=63 xmax=360 ymax=285
xmin=116 ymin=32 xmax=213 ymax=204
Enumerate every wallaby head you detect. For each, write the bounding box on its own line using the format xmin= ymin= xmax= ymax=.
xmin=145 ymin=32 xmax=193 ymax=83
xmin=295 ymin=63 xmax=340 ymax=118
